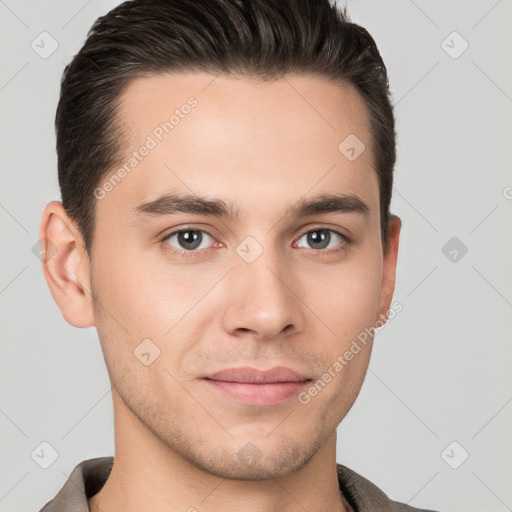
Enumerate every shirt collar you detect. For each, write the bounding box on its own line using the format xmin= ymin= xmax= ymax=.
xmin=40 ymin=456 xmax=433 ymax=512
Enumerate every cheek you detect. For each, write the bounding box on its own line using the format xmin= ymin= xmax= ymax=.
xmin=91 ymin=241 xmax=216 ymax=372
xmin=92 ymin=235 xmax=173 ymax=329
xmin=309 ymin=253 xmax=383 ymax=343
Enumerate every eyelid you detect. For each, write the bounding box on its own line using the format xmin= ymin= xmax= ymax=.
xmin=296 ymin=223 xmax=350 ymax=241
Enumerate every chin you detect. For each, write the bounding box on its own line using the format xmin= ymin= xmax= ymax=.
xmin=186 ymin=438 xmax=319 ymax=481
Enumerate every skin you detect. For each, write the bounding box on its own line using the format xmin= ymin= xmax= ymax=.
xmin=40 ymin=72 xmax=401 ymax=512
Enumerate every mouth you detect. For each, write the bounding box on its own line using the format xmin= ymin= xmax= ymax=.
xmin=202 ymin=366 xmax=312 ymax=406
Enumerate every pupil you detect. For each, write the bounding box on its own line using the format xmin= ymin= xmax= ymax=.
xmin=308 ymin=230 xmax=329 ymax=249
xmin=179 ymin=230 xmax=201 ymax=250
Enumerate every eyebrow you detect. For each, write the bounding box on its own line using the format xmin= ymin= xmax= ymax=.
xmin=131 ymin=191 xmax=370 ymax=222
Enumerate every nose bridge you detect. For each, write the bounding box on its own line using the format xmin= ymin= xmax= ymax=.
xmin=224 ymin=235 xmax=301 ymax=339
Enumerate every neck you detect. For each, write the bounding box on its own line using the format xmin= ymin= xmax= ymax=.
xmin=89 ymin=393 xmax=348 ymax=512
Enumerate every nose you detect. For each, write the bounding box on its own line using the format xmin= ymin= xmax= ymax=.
xmin=221 ymin=247 xmax=304 ymax=341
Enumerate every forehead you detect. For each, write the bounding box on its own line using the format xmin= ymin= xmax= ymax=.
xmin=102 ymin=72 xmax=378 ymax=222
xmin=118 ymin=72 xmax=372 ymax=151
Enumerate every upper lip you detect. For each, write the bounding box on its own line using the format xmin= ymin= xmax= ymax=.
xmin=204 ymin=366 xmax=311 ymax=384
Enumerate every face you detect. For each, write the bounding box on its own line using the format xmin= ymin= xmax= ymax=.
xmin=43 ymin=72 xmax=400 ymax=480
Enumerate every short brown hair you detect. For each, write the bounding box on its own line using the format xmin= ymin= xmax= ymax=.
xmin=56 ymin=0 xmax=396 ymax=256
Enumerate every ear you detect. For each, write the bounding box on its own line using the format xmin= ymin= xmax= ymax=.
xmin=38 ymin=201 xmax=95 ymax=328
xmin=376 ymin=214 xmax=402 ymax=323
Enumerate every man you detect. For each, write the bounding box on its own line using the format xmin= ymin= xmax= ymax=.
xmin=38 ymin=0 xmax=439 ymax=510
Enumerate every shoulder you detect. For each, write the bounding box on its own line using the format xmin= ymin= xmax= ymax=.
xmin=337 ymin=464 xmax=441 ymax=512
xmin=39 ymin=457 xmax=114 ymax=512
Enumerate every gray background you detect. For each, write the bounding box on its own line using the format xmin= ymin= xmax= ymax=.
xmin=1 ymin=0 xmax=511 ymax=511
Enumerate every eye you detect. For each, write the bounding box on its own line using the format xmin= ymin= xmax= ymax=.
xmin=161 ymin=228 xmax=215 ymax=256
xmin=294 ymin=228 xmax=348 ymax=253
xmin=160 ymin=226 xmax=349 ymax=259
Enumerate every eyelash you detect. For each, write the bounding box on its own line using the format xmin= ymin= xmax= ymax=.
xmin=159 ymin=225 xmax=350 ymax=259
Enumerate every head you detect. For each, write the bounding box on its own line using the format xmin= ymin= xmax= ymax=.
xmin=41 ymin=0 xmax=401 ymax=480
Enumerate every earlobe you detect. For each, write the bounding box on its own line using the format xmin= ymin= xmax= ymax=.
xmin=39 ymin=201 xmax=95 ymax=328
xmin=376 ymin=214 xmax=402 ymax=324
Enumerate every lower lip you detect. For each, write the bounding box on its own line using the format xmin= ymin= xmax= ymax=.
xmin=203 ymin=379 xmax=310 ymax=406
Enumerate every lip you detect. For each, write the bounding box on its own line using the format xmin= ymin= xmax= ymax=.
xmin=204 ymin=366 xmax=310 ymax=383
xmin=202 ymin=366 xmax=312 ymax=406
